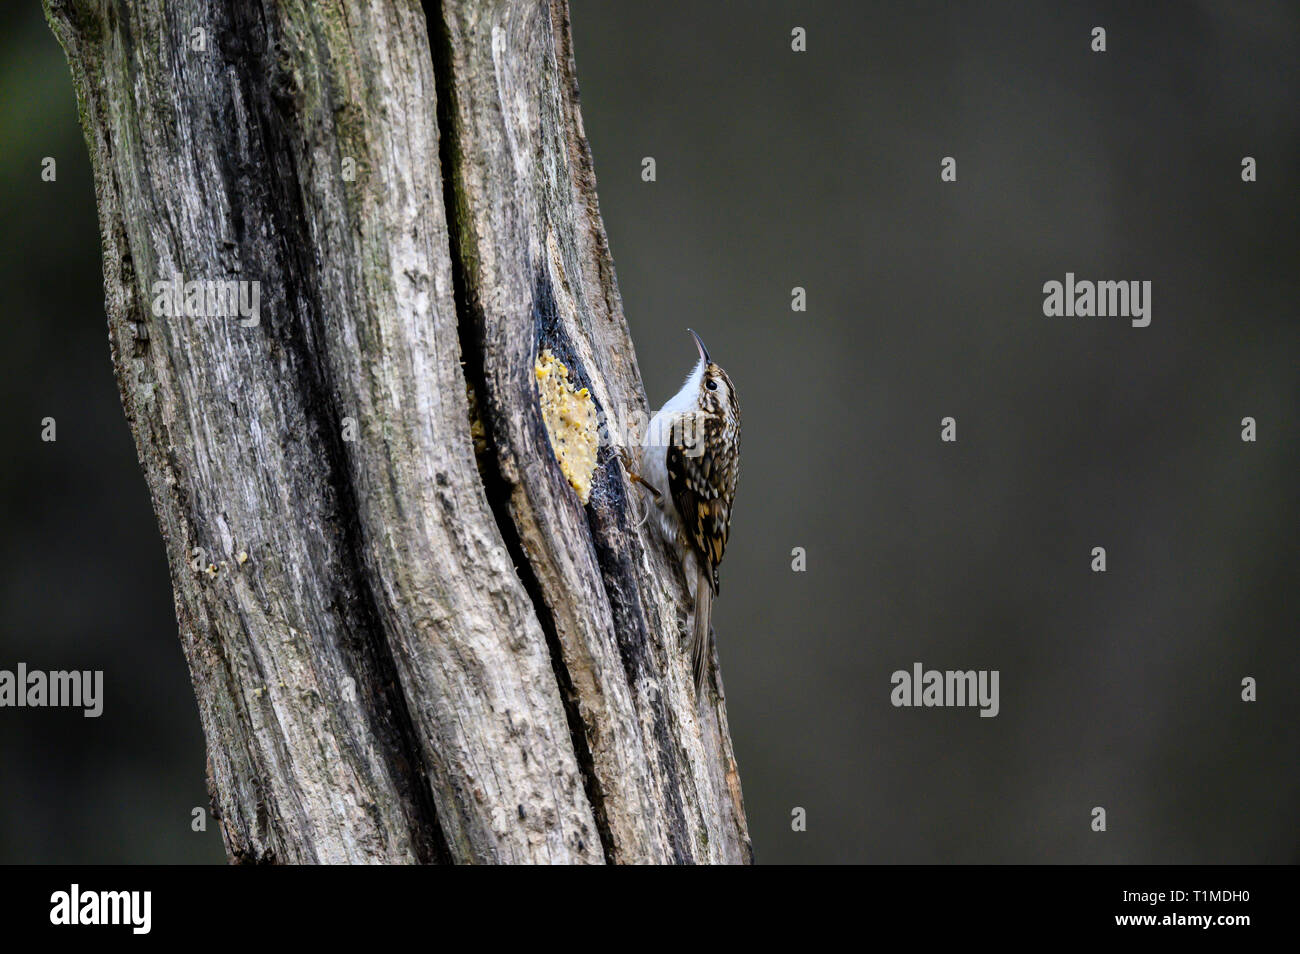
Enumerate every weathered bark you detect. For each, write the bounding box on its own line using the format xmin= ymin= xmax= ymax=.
xmin=46 ymin=0 xmax=750 ymax=864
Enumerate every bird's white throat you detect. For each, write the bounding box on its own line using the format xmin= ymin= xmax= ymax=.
xmin=656 ymin=357 xmax=705 ymax=423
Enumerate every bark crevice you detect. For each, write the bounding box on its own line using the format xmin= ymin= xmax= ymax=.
xmin=210 ymin=0 xmax=446 ymax=863
xmin=425 ymin=0 xmax=615 ymax=864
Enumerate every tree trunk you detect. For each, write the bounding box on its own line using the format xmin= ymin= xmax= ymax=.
xmin=45 ymin=0 xmax=751 ymax=864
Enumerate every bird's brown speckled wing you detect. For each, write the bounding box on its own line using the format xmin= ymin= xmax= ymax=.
xmin=667 ymin=411 xmax=740 ymax=593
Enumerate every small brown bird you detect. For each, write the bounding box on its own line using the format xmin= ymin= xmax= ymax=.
xmin=634 ymin=330 xmax=741 ymax=700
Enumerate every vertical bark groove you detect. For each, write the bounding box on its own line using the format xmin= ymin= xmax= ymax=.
xmin=428 ymin=0 xmax=615 ymax=862
xmin=223 ymin=0 xmax=449 ymax=863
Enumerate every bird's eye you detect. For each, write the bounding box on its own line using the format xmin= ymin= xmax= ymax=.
xmin=706 ymin=380 xmax=718 ymax=391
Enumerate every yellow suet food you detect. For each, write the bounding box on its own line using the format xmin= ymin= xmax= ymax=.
xmin=535 ymin=348 xmax=597 ymax=504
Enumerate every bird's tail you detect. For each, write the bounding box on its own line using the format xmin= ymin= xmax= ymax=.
xmin=691 ymin=568 xmax=713 ymax=701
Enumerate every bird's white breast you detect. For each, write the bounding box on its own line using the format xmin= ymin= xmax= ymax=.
xmin=639 ymin=358 xmax=704 ymax=543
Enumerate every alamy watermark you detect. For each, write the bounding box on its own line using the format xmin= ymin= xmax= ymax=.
xmin=1042 ymin=272 xmax=1151 ymax=327
xmin=50 ymin=885 xmax=150 ymax=934
xmin=601 ymin=405 xmax=706 ymax=458
xmin=152 ymin=273 xmax=260 ymax=327
xmin=0 ymin=664 xmax=103 ymax=718
xmin=891 ymin=662 xmax=1000 ymax=718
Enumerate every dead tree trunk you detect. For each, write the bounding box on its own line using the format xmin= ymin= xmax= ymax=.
xmin=45 ymin=0 xmax=751 ymax=864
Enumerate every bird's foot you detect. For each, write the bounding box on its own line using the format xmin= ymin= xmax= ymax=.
xmin=618 ymin=446 xmax=662 ymax=530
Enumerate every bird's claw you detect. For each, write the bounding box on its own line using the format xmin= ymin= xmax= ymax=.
xmin=618 ymin=445 xmax=661 ymax=530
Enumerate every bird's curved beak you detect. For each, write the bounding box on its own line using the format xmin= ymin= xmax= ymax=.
xmin=687 ymin=328 xmax=711 ymax=364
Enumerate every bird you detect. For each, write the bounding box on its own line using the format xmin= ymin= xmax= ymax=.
xmin=629 ymin=329 xmax=741 ymax=702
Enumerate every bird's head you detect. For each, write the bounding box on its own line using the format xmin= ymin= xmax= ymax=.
xmin=687 ymin=328 xmax=736 ymax=415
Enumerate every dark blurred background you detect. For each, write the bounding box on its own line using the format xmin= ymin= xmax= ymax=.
xmin=2 ymin=0 xmax=1295 ymax=863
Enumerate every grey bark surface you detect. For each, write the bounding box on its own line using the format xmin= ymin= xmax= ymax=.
xmin=46 ymin=0 xmax=751 ymax=864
